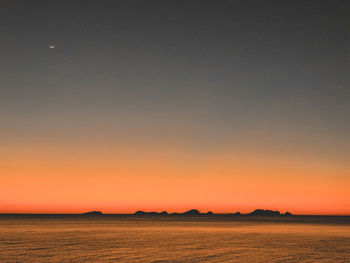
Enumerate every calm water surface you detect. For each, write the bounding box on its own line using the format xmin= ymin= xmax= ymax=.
xmin=1 ymin=215 xmax=350 ymax=262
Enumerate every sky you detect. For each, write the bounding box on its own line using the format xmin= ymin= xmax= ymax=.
xmin=0 ymin=0 xmax=349 ymax=214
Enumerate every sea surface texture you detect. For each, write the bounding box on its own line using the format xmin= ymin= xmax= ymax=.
xmin=0 ymin=215 xmax=350 ymax=262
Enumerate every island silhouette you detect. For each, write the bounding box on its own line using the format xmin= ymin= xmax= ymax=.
xmin=82 ymin=209 xmax=293 ymax=216
xmin=82 ymin=211 xmax=104 ymax=216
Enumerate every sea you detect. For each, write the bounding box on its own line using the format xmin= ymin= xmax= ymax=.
xmin=1 ymin=215 xmax=350 ymax=262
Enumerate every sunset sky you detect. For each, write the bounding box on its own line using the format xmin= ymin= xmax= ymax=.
xmin=1 ymin=0 xmax=349 ymax=214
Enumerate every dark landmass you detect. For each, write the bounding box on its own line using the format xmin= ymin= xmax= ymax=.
xmin=247 ymin=209 xmax=293 ymax=216
xmin=133 ymin=209 xmax=293 ymax=217
xmin=183 ymin=209 xmax=200 ymax=215
xmin=135 ymin=209 xmax=208 ymax=216
xmin=227 ymin=212 xmax=241 ymax=216
xmin=1 ymin=209 xmax=295 ymax=217
xmin=248 ymin=209 xmax=281 ymax=216
xmin=248 ymin=209 xmax=293 ymax=216
xmin=82 ymin=211 xmax=103 ymax=215
xmin=134 ymin=211 xmax=167 ymax=215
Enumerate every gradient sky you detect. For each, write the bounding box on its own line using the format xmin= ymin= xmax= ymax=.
xmin=1 ymin=0 xmax=349 ymax=214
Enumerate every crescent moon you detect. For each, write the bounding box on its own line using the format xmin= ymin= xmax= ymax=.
xmin=49 ymin=44 xmax=55 ymax=49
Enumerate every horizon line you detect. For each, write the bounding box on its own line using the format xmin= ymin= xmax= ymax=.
xmin=1 ymin=210 xmax=350 ymax=216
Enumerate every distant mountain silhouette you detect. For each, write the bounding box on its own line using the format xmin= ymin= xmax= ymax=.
xmin=135 ymin=211 xmax=163 ymax=215
xmin=134 ymin=209 xmax=205 ymax=216
xmin=247 ymin=209 xmax=293 ymax=216
xmin=183 ymin=209 xmax=200 ymax=215
xmin=248 ymin=209 xmax=280 ymax=216
xmin=82 ymin=211 xmax=103 ymax=215
xmin=120 ymin=209 xmax=293 ymax=216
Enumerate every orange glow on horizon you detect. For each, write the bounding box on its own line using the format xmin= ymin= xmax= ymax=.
xmin=1 ymin=141 xmax=349 ymax=215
